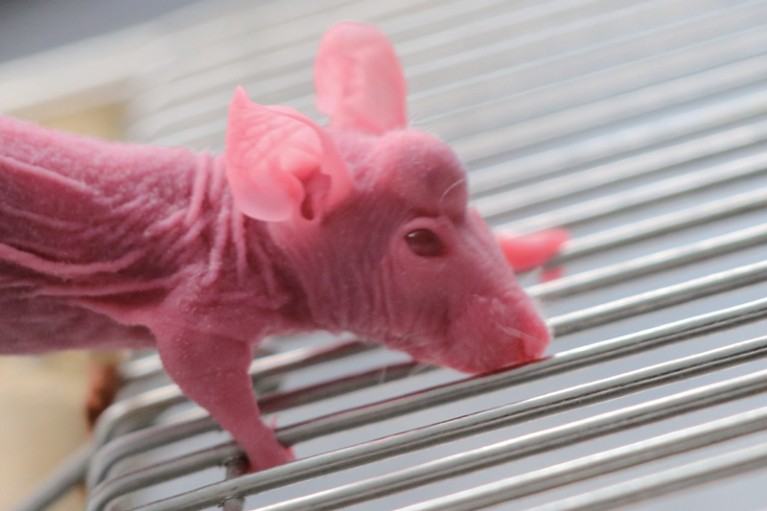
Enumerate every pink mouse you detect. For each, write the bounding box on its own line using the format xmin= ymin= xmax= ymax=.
xmin=0 ymin=22 xmax=567 ymax=471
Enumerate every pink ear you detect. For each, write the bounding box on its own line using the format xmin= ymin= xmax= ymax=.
xmin=315 ymin=22 xmax=407 ymax=134
xmin=225 ymin=87 xmax=352 ymax=222
xmin=496 ymin=228 xmax=570 ymax=272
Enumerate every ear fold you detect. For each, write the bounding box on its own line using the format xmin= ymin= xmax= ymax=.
xmin=225 ymin=86 xmax=352 ymax=222
xmin=315 ymin=22 xmax=407 ymax=134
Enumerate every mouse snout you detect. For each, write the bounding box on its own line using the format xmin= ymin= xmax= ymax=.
xmin=443 ymin=292 xmax=550 ymax=373
xmin=506 ymin=300 xmax=550 ymax=361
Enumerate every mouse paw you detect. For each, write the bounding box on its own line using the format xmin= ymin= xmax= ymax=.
xmin=243 ymin=420 xmax=296 ymax=472
xmin=85 ymin=360 xmax=120 ymax=429
xmin=246 ymin=441 xmax=295 ymax=472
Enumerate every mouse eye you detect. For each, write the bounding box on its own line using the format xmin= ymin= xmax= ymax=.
xmin=405 ymin=229 xmax=445 ymax=257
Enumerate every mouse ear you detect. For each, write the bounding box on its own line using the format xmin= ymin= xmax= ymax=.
xmin=496 ymin=229 xmax=570 ymax=272
xmin=226 ymin=86 xmax=352 ymax=222
xmin=315 ymin=22 xmax=407 ymax=135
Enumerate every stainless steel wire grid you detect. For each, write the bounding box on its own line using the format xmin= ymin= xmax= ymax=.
xmin=16 ymin=0 xmax=767 ymax=509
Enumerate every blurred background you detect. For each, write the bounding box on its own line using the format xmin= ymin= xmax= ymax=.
xmin=0 ymin=0 xmax=204 ymax=134
xmin=0 ymin=0 xmax=200 ymax=63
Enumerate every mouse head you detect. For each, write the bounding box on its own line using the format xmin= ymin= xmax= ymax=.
xmin=225 ymin=22 xmax=549 ymax=373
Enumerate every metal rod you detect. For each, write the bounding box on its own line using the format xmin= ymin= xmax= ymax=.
xmin=492 ymin=151 xmax=767 ymax=231
xmin=86 ymin=299 xmax=767 ymax=511
xmin=470 ymin=88 xmax=767 ymax=194
xmin=549 ymin=259 xmax=767 ymax=337
xmin=549 ymin=187 xmax=767 ymax=264
xmin=531 ymin=223 xmax=767 ymax=300
xmin=96 ymin=444 xmax=243 ymax=511
xmin=87 ymin=413 xmax=213 ymax=490
xmin=220 ymin=457 xmax=248 ymax=511
xmin=12 ymin=443 xmax=92 ymax=511
xmin=524 ymin=442 xmax=767 ymax=511
xmin=426 ymin=22 xmax=767 ymax=143
xmin=455 ymin=52 xmax=767 ymax=166
xmin=396 ymin=405 xmax=767 ymax=511
xmin=475 ymin=116 xmax=767 ymax=216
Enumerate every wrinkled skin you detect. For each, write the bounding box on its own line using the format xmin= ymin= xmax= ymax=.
xmin=270 ymin=129 xmax=550 ymax=374
xmin=0 ymin=22 xmax=566 ymax=472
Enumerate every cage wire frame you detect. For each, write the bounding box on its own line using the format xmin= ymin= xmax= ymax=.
xmin=12 ymin=0 xmax=767 ymax=509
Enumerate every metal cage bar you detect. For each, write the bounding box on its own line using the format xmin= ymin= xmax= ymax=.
xmin=396 ymin=405 xmax=767 ymax=511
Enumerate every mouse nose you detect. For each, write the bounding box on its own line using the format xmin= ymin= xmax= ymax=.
xmin=443 ymin=292 xmax=550 ymax=373
xmin=515 ymin=305 xmax=550 ymax=361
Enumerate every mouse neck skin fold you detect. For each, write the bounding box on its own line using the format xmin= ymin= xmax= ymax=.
xmin=0 ymin=115 xmax=302 ymax=349
xmin=256 ymin=129 xmax=411 ymax=339
xmin=141 ymin=153 xmax=315 ymax=344
xmin=173 ymin=153 xmax=367 ymax=343
xmin=261 ymin=181 xmax=393 ymax=338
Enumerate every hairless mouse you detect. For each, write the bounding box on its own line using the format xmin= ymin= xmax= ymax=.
xmin=0 ymin=22 xmax=567 ymax=471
